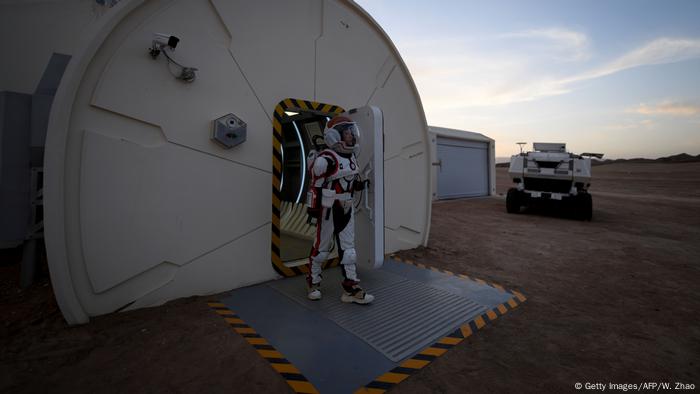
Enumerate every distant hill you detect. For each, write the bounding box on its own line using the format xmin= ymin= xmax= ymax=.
xmin=494 ymin=153 xmax=700 ymax=168
xmin=655 ymin=153 xmax=700 ymax=163
xmin=591 ymin=153 xmax=700 ymax=166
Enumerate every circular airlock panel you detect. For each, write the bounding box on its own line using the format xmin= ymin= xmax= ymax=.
xmin=212 ymin=113 xmax=247 ymax=149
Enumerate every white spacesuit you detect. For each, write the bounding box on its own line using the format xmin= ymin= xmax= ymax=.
xmin=306 ymin=115 xmax=374 ymax=304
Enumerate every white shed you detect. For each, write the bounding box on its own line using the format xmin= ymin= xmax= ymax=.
xmin=429 ymin=126 xmax=496 ymax=200
xmin=0 ymin=0 xmax=435 ymax=324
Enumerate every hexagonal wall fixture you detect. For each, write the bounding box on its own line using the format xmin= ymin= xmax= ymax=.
xmin=211 ymin=113 xmax=247 ymax=149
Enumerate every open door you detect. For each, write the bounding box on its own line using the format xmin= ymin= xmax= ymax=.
xmin=346 ymin=106 xmax=384 ymax=269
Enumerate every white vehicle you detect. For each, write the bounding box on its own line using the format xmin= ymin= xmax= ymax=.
xmin=506 ymin=143 xmax=603 ymax=220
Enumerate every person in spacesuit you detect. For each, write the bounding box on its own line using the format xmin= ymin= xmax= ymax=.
xmin=305 ymin=115 xmax=374 ymax=304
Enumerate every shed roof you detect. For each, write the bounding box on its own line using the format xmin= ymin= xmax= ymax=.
xmin=429 ymin=125 xmax=493 ymax=143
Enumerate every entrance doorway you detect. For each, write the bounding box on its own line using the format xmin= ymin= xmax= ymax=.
xmin=270 ymin=99 xmax=384 ymax=277
xmin=270 ymin=99 xmax=344 ymax=277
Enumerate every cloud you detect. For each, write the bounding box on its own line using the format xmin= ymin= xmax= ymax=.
xmin=397 ymin=36 xmax=576 ymax=108
xmin=542 ymin=38 xmax=700 ymax=102
xmin=565 ymin=38 xmax=700 ymax=84
xmin=500 ymin=28 xmax=591 ymax=61
xmin=629 ymin=100 xmax=700 ymax=116
xmin=401 ymin=36 xmax=700 ymax=109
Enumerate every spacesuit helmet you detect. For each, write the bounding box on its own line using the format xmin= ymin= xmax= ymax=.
xmin=324 ymin=115 xmax=360 ymax=155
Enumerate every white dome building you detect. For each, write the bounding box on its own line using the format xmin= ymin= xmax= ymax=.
xmin=2 ymin=0 xmax=433 ymax=324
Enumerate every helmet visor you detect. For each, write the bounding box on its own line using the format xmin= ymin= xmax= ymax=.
xmin=334 ymin=122 xmax=359 ymax=147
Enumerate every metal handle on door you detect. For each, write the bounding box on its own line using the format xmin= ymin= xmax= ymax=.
xmin=363 ymin=185 xmax=373 ymax=221
xmin=362 ymin=160 xmax=374 ymax=221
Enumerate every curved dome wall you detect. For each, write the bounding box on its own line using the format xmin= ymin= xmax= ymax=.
xmin=45 ymin=0 xmax=432 ymax=324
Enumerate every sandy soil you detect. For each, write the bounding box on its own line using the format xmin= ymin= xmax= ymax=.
xmin=2 ymin=162 xmax=700 ymax=393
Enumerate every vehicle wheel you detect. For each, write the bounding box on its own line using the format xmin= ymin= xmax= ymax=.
xmin=506 ymin=188 xmax=520 ymax=213
xmin=574 ymin=193 xmax=592 ymax=220
xmin=582 ymin=193 xmax=592 ymax=221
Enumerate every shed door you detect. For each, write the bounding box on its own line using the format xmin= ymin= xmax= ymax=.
xmin=436 ymin=137 xmax=489 ymax=199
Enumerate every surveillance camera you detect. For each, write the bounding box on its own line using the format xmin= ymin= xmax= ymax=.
xmin=148 ymin=33 xmax=197 ymax=82
xmin=152 ymin=33 xmax=179 ymax=49
xmin=149 ymin=33 xmax=180 ymax=58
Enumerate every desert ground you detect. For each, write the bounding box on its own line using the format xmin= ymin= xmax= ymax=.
xmin=2 ymin=162 xmax=699 ymax=393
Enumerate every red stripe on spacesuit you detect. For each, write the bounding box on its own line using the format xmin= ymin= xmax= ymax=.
xmin=313 ymin=209 xmax=323 ymax=251
xmin=332 ymin=179 xmax=345 ymax=194
xmin=306 ymin=209 xmax=324 ymax=283
xmin=318 ymin=151 xmax=339 ymax=177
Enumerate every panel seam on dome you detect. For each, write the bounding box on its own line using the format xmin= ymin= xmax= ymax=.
xmin=225 ymin=48 xmax=271 ymax=123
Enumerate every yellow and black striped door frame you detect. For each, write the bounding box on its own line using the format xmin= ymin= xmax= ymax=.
xmin=271 ymin=98 xmax=345 ymax=277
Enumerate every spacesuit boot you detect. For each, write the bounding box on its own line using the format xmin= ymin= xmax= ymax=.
xmin=307 ymin=283 xmax=322 ymax=301
xmin=307 ymin=270 xmax=323 ymax=301
xmin=338 ymin=248 xmax=374 ymax=304
xmin=341 ymin=279 xmax=374 ymax=304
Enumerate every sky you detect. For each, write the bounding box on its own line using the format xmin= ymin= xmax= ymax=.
xmin=355 ymin=0 xmax=700 ymax=159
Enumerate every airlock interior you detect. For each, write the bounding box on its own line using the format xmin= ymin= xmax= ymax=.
xmin=278 ymin=110 xmax=338 ymax=267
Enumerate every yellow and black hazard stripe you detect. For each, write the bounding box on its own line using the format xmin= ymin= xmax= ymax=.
xmin=355 ymin=324 xmax=474 ymax=393
xmin=208 ymin=302 xmax=319 ymax=394
xmin=270 ymin=99 xmax=345 ymax=277
xmin=356 ymin=256 xmax=528 ymax=393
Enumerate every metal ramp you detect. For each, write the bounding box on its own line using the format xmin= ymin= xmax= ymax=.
xmin=269 ymin=267 xmax=487 ymax=362
xmin=215 ymin=258 xmax=525 ymax=393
